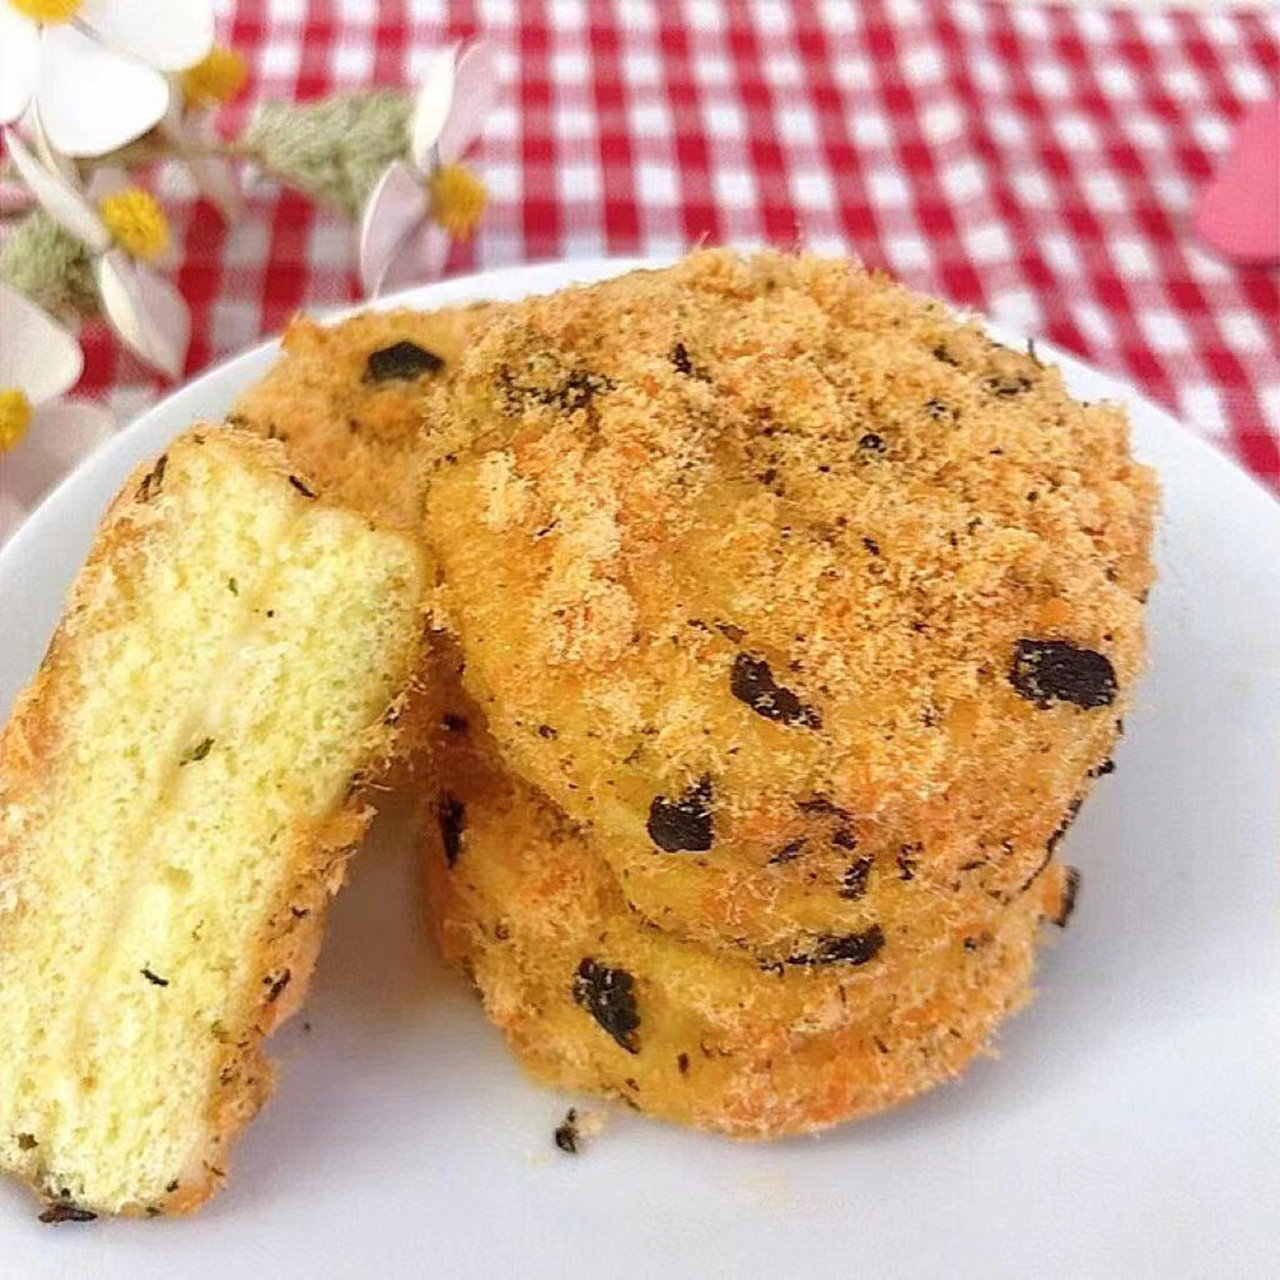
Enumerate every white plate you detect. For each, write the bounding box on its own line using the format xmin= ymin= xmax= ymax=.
xmin=1 ymin=260 xmax=1277 ymax=1279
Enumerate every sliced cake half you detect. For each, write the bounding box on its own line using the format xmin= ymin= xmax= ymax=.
xmin=0 ymin=427 xmax=425 ymax=1217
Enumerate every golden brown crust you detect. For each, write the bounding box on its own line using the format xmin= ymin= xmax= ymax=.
xmin=420 ymin=250 xmax=1157 ymax=959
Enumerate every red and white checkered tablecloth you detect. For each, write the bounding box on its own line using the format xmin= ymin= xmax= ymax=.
xmin=81 ymin=0 xmax=1280 ymax=491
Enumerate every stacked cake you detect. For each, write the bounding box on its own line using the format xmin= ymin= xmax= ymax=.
xmin=408 ymin=253 xmax=1154 ymax=1134
xmin=0 ymin=252 xmax=1156 ymax=1216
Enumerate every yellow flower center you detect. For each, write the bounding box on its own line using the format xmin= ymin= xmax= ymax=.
xmin=429 ymin=164 xmax=488 ymax=239
xmin=180 ymin=46 xmax=248 ymax=109
xmin=97 ymin=187 xmax=170 ymax=263
xmin=0 ymin=388 xmax=33 ymax=454
xmin=9 ymin=0 xmax=82 ymax=23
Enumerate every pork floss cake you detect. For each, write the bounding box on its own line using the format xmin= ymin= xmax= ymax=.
xmin=0 ymin=428 xmax=425 ymax=1216
xmin=416 ymin=250 xmax=1155 ymax=1132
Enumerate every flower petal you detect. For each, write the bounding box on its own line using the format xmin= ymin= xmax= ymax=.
xmin=0 ymin=283 xmax=84 ymax=405
xmin=1 ymin=125 xmax=110 ymax=251
xmin=0 ymin=398 xmax=114 ymax=541
xmin=28 ymin=102 xmax=82 ymax=184
xmin=95 ymin=251 xmax=190 ymax=379
xmin=37 ymin=24 xmax=170 ymax=158
xmin=437 ymin=40 xmax=499 ymax=164
xmin=185 ymin=152 xmax=243 ymax=223
xmin=160 ymin=111 xmax=242 ymax=223
xmin=85 ymin=165 xmax=129 ymax=201
xmin=0 ymin=7 xmax=38 ymax=125
xmin=79 ymin=0 xmax=214 ymax=72
xmin=380 ymin=223 xmax=453 ymax=294
xmin=410 ymin=43 xmax=459 ymax=170
xmin=359 ymin=160 xmax=429 ymax=296
xmin=0 ymin=488 xmax=26 ymax=545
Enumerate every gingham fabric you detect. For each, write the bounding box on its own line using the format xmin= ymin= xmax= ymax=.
xmin=73 ymin=0 xmax=1280 ymax=489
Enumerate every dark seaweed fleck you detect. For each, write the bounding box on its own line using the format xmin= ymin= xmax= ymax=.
xmin=832 ymin=827 xmax=857 ymax=851
xmin=730 ymin=653 xmax=822 ymax=729
xmin=141 ymin=967 xmax=169 ymax=987
xmin=288 ymin=474 xmax=317 ymax=498
xmin=572 ymin=959 xmax=640 ymax=1053
xmin=554 ymin=1108 xmax=581 ymax=1154
xmin=672 ymin=343 xmax=711 ymax=379
xmin=717 ymin=621 xmax=746 ymax=644
xmin=858 ymin=432 xmax=886 ymax=453
xmin=986 ymin=375 xmax=1033 ymax=397
xmin=363 ymin=340 xmax=444 ymax=383
xmin=537 ymin=724 xmax=558 ymax=740
xmin=787 ymin=925 xmax=885 ymax=967
xmin=768 ymin=837 xmax=807 ymax=865
xmin=1020 ymin=799 xmax=1083 ymax=892
xmin=1088 ymin=758 xmax=1116 ymax=778
xmin=677 ymin=1052 xmax=690 ymax=1075
xmin=897 ymin=843 xmax=920 ymax=881
xmin=39 ymin=1201 xmax=96 ymax=1224
xmin=797 ymin=795 xmax=852 ymax=820
xmin=1047 ymin=797 xmax=1083 ymax=857
xmin=227 ymin=576 xmax=238 ymax=595
xmin=264 ymin=969 xmax=291 ymax=1003
xmin=442 ymin=713 xmax=468 ymax=733
xmin=647 ymin=776 xmax=715 ymax=852
xmin=932 ymin=344 xmax=960 ymax=366
xmin=17 ymin=1133 xmax=37 ymax=1150
xmin=840 ymin=855 xmax=874 ymax=900
xmin=1052 ymin=867 xmax=1081 ymax=928
xmin=179 ymin=737 xmax=215 ymax=766
xmin=862 ymin=536 xmax=880 ymax=556
xmin=165 ymin=1180 xmax=180 ymax=1194
xmin=1009 ymin=639 xmax=1117 ymax=710
xmin=437 ymin=793 xmax=466 ymax=866
xmin=925 ymin=398 xmax=953 ymax=420
xmin=136 ymin=453 xmax=168 ymax=503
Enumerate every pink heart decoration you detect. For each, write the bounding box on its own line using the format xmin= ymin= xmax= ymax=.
xmin=1192 ymin=97 xmax=1280 ymax=267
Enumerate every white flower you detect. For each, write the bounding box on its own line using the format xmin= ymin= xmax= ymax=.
xmin=358 ymin=40 xmax=499 ymax=296
xmin=0 ymin=283 xmax=113 ymax=543
xmin=158 ymin=90 xmax=242 ymax=224
xmin=0 ymin=0 xmax=214 ymax=159
xmin=4 ymin=120 xmax=190 ymax=377
xmin=159 ymin=44 xmax=248 ymax=223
